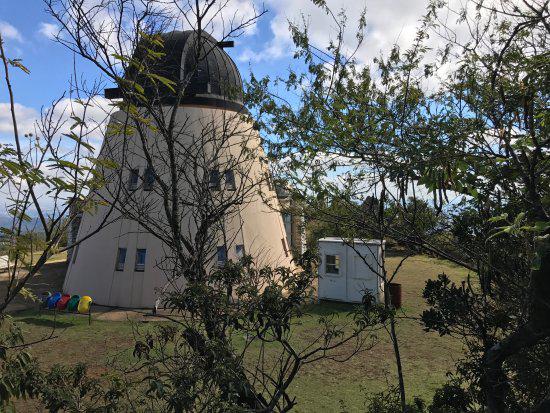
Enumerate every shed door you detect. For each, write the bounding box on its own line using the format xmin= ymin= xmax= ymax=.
xmin=346 ymin=246 xmax=379 ymax=303
xmin=318 ymin=243 xmax=347 ymax=301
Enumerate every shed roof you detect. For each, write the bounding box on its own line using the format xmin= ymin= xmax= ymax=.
xmin=318 ymin=237 xmax=385 ymax=245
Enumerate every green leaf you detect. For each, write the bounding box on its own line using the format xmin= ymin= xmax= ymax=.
xmin=1 ymin=160 xmax=23 ymax=175
xmin=488 ymin=213 xmax=508 ymax=223
xmin=62 ymin=132 xmax=95 ymax=152
xmin=147 ymin=73 xmax=176 ymax=93
xmin=8 ymin=58 xmax=30 ymax=74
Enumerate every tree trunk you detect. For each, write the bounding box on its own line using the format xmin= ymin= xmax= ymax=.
xmin=483 ymin=241 xmax=550 ymax=412
xmin=385 ymin=281 xmax=407 ymax=412
xmin=390 ymin=314 xmax=407 ymax=412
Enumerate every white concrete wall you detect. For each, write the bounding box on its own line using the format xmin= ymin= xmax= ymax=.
xmin=63 ymin=105 xmax=293 ymax=308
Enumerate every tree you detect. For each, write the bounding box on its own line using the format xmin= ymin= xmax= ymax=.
xmin=31 ymin=0 xmax=382 ymax=411
xmin=246 ymin=0 xmax=550 ymax=411
xmin=0 ymin=30 xmax=120 ymax=407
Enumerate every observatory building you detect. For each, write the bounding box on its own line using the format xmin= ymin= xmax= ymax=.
xmin=63 ymin=31 xmax=293 ymax=308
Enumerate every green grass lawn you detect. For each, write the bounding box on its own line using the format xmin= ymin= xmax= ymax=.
xmin=12 ymin=254 xmax=469 ymax=412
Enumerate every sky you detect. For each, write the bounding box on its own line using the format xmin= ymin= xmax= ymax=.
xmin=0 ymin=0 xmax=444 ymax=217
xmin=0 ymin=0 xmax=438 ymax=138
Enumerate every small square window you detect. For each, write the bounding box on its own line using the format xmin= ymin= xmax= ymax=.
xmin=143 ymin=167 xmax=154 ymax=191
xmin=128 ymin=169 xmax=139 ymax=191
xmin=135 ymin=248 xmax=146 ymax=272
xmin=235 ymin=244 xmax=244 ymax=259
xmin=225 ymin=170 xmax=236 ymax=191
xmin=217 ymin=245 xmax=227 ymax=267
xmin=325 ymin=254 xmax=340 ymax=274
xmin=209 ymin=169 xmax=221 ymax=190
xmin=115 ymin=247 xmax=127 ymax=271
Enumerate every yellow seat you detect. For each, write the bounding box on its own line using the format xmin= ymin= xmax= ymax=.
xmin=77 ymin=296 xmax=93 ymax=314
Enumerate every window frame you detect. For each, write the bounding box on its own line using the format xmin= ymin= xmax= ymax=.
xmin=209 ymin=169 xmax=221 ymax=191
xmin=281 ymin=238 xmax=289 ymax=257
xmin=72 ymin=244 xmax=79 ymax=264
xmin=115 ymin=247 xmax=127 ymax=271
xmin=128 ymin=168 xmax=139 ymax=191
xmin=224 ymin=169 xmax=236 ymax=191
xmin=135 ymin=248 xmax=147 ymax=272
xmin=217 ymin=245 xmax=227 ymax=267
xmin=325 ymin=254 xmax=340 ymax=274
xmin=235 ymin=244 xmax=245 ymax=259
xmin=143 ymin=167 xmax=154 ymax=191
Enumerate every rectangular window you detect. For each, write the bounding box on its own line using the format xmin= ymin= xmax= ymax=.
xmin=235 ymin=244 xmax=245 ymax=259
xmin=209 ymin=169 xmax=220 ymax=190
xmin=115 ymin=247 xmax=127 ymax=271
xmin=143 ymin=167 xmax=154 ymax=191
xmin=72 ymin=244 xmax=79 ymax=264
xmin=128 ymin=168 xmax=139 ymax=191
xmin=225 ymin=170 xmax=236 ymax=191
xmin=135 ymin=248 xmax=146 ymax=272
xmin=266 ymin=173 xmax=273 ymax=191
xmin=217 ymin=245 xmax=227 ymax=267
xmin=325 ymin=254 xmax=340 ymax=274
xmin=281 ymin=238 xmax=289 ymax=257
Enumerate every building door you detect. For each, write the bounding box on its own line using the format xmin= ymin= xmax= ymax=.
xmin=346 ymin=246 xmax=379 ymax=303
xmin=318 ymin=243 xmax=347 ymax=301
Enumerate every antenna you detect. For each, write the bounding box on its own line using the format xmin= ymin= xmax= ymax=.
xmin=217 ymin=40 xmax=234 ymax=48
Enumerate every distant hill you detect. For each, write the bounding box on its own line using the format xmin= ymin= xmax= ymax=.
xmin=0 ymin=215 xmax=44 ymax=232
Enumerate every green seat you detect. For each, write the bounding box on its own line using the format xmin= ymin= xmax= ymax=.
xmin=67 ymin=295 xmax=81 ymax=312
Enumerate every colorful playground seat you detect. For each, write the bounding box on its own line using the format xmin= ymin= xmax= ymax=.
xmin=77 ymin=296 xmax=93 ymax=314
xmin=56 ymin=294 xmax=71 ymax=310
xmin=47 ymin=292 xmax=62 ymax=309
xmin=67 ymin=295 xmax=81 ymax=312
xmin=40 ymin=292 xmax=51 ymax=308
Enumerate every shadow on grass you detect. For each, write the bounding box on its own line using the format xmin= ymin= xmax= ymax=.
xmin=303 ymin=300 xmax=360 ymax=316
xmin=17 ymin=316 xmax=75 ymax=329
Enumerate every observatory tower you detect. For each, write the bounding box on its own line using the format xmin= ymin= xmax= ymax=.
xmin=63 ymin=31 xmax=293 ymax=308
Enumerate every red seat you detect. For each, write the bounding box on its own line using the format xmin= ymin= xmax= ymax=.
xmin=56 ymin=294 xmax=71 ymax=310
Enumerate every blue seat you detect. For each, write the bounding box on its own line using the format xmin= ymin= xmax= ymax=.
xmin=47 ymin=292 xmax=62 ymax=309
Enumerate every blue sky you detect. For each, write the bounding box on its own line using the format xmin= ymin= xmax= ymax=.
xmin=0 ymin=0 xmax=291 ymax=132
xmin=0 ymin=0 xmax=441 ymax=217
xmin=0 ymin=0 xmax=434 ymax=135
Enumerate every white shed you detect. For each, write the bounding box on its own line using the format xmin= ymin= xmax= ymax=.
xmin=317 ymin=238 xmax=385 ymax=303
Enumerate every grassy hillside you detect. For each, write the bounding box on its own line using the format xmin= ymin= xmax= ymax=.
xmin=11 ymin=254 xmax=469 ymax=412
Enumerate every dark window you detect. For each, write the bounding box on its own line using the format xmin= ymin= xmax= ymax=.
xmin=266 ymin=173 xmax=273 ymax=191
xmin=217 ymin=245 xmax=227 ymax=266
xmin=115 ymin=247 xmax=127 ymax=271
xmin=128 ymin=169 xmax=139 ymax=191
xmin=283 ymin=213 xmax=291 ymax=224
xmin=135 ymin=248 xmax=146 ymax=272
xmin=281 ymin=238 xmax=288 ymax=257
xmin=225 ymin=170 xmax=236 ymax=191
xmin=72 ymin=244 xmax=79 ymax=264
xmin=235 ymin=244 xmax=244 ymax=259
xmin=143 ymin=167 xmax=154 ymax=191
xmin=209 ymin=169 xmax=220 ymax=190
xmin=325 ymin=254 xmax=340 ymax=274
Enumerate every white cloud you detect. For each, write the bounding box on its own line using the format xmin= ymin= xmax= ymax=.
xmin=0 ymin=21 xmax=23 ymax=42
xmin=165 ymin=0 xmax=262 ymax=39
xmin=0 ymin=97 xmax=112 ymax=154
xmin=0 ymin=103 xmax=38 ymax=135
xmin=38 ymin=22 xmax=59 ymax=40
xmin=239 ymin=0 xmax=432 ymax=63
xmin=236 ymin=0 xmax=490 ymax=69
